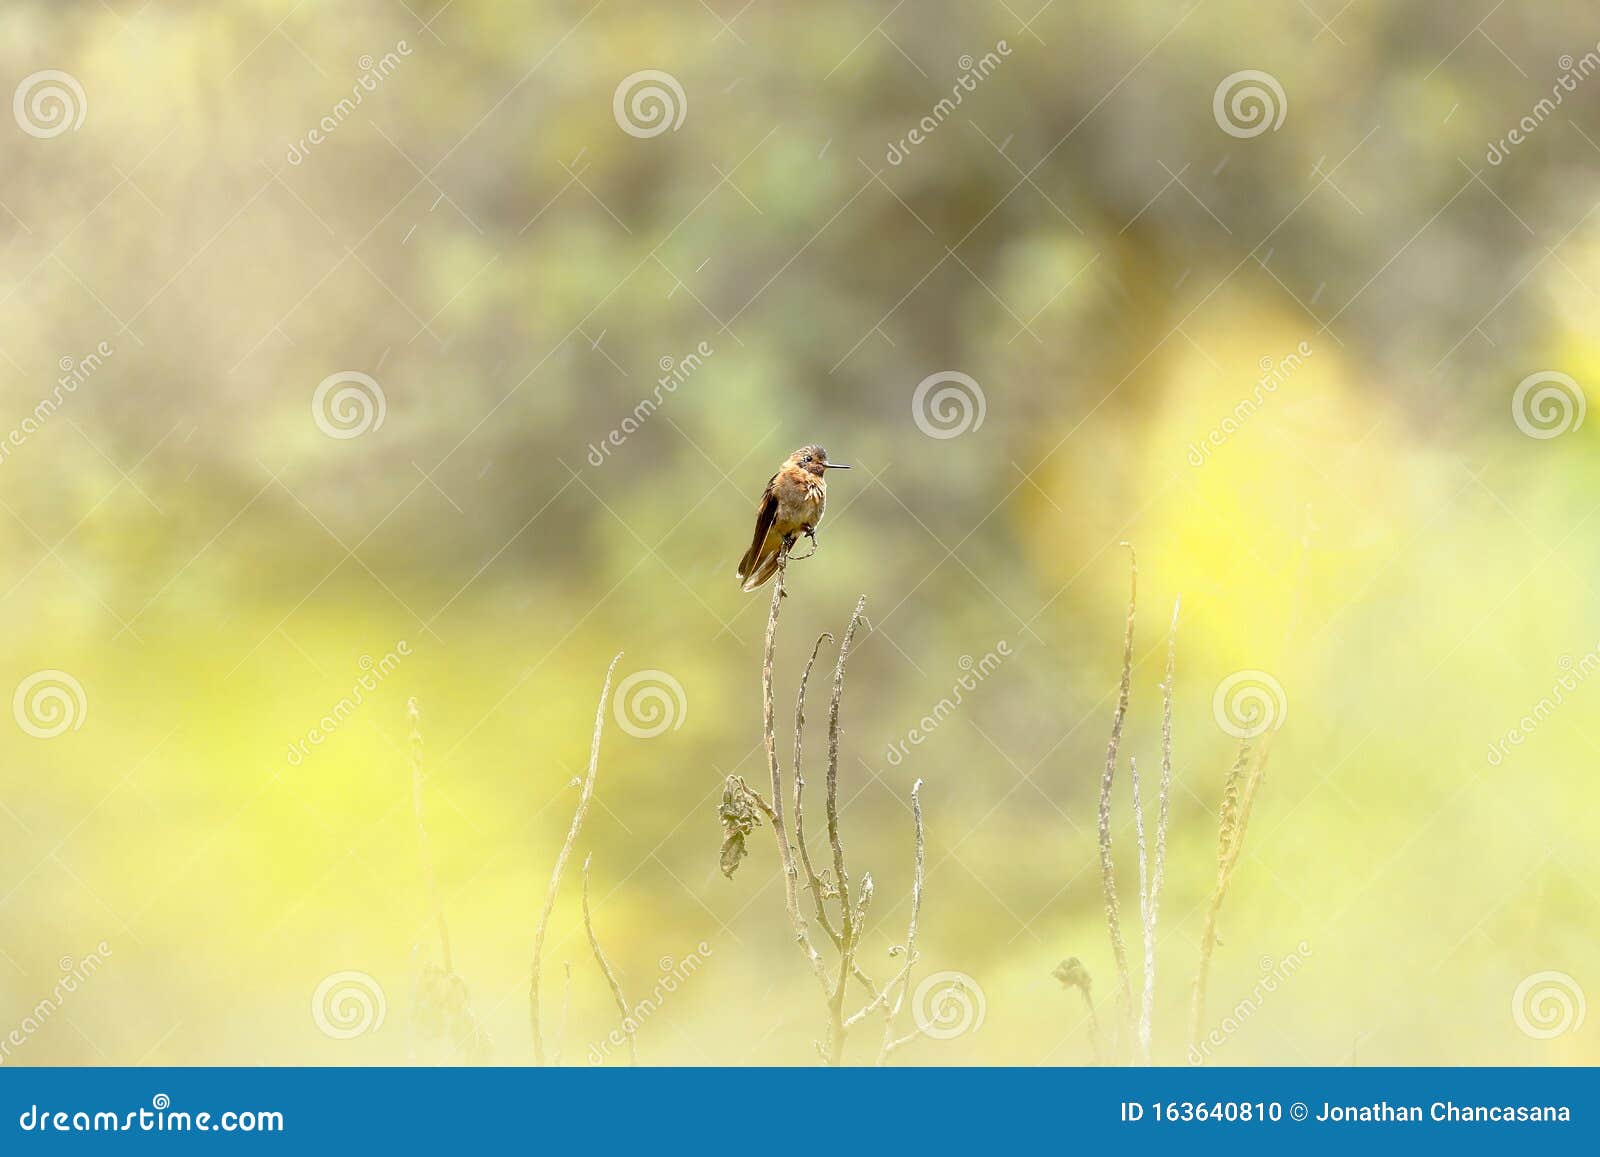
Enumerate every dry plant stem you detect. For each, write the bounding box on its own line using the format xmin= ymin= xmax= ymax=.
xmin=1098 ymin=544 xmax=1137 ymax=1054
xmin=1190 ymin=516 xmax=1299 ymax=1050
xmin=1189 ymin=519 xmax=1301 ymax=1053
xmin=1083 ymin=990 xmax=1105 ymax=1066
xmin=748 ymin=581 xmax=893 ymax=1064
xmin=530 ymin=650 xmax=622 ymax=1065
xmin=1189 ymin=737 xmax=1266 ymax=1054
xmin=582 ymin=854 xmax=637 ymax=1065
xmin=795 ymin=632 xmax=880 ymax=1003
xmin=874 ymin=778 xmax=925 ymax=1063
xmin=1130 ymin=757 xmax=1151 ymax=1064
xmin=794 ymin=632 xmax=841 ymax=945
xmin=408 ymin=698 xmax=452 ymax=974
xmin=554 ymin=962 xmax=572 ymax=1066
xmin=1135 ymin=599 xmax=1178 ymax=1064
xmin=822 ymin=595 xmax=869 ymax=1064
xmin=759 ymin=555 xmax=829 ymax=990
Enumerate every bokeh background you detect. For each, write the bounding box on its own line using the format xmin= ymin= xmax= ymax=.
xmin=2 ymin=0 xmax=1597 ymax=1066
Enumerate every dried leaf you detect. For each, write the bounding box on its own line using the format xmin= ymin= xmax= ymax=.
xmin=718 ymin=776 xmax=762 ymax=879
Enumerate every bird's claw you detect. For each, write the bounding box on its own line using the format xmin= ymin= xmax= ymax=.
xmin=790 ymin=527 xmax=820 ymax=561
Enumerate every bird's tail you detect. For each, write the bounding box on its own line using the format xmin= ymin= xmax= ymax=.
xmin=738 ymin=536 xmax=783 ymax=592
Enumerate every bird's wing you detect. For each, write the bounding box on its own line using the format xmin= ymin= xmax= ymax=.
xmin=737 ymin=473 xmax=780 ymax=581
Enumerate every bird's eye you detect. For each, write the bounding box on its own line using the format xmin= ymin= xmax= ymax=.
xmin=802 ymin=455 xmax=811 ymax=464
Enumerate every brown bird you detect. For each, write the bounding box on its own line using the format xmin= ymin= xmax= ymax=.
xmin=736 ymin=445 xmax=850 ymax=591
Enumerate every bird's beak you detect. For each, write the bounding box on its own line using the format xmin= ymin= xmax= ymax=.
xmin=825 ymin=462 xmax=851 ymax=469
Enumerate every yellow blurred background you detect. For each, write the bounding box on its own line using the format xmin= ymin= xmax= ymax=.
xmin=1 ymin=0 xmax=1596 ymax=1066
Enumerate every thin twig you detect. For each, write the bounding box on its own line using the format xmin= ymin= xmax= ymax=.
xmin=530 ymin=651 xmax=621 ymax=1065
xmin=734 ymin=581 xmax=918 ymax=1063
xmin=1142 ymin=596 xmax=1176 ymax=1063
xmin=822 ymin=595 xmax=869 ymax=1064
xmin=1190 ymin=518 xmax=1304 ymax=1056
xmin=553 ymin=961 xmax=572 ymax=1066
xmin=797 ymin=631 xmax=881 ymax=1003
xmin=1052 ymin=958 xmax=1103 ymax=1064
xmin=795 ymin=632 xmax=841 ymax=944
xmin=1130 ymin=756 xmax=1151 ymax=1064
xmin=582 ymin=853 xmax=637 ymax=1065
xmin=759 ymin=553 xmax=830 ymax=989
xmin=1132 ymin=599 xmax=1179 ymax=1064
xmin=875 ymin=778 xmax=925 ymax=1063
xmin=1098 ymin=543 xmax=1137 ymax=1055
xmin=1189 ymin=737 xmax=1252 ymax=1054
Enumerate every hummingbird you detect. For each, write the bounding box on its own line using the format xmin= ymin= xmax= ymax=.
xmin=736 ymin=445 xmax=851 ymax=591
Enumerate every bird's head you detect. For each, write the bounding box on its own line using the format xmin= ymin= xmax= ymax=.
xmin=790 ymin=445 xmax=850 ymax=478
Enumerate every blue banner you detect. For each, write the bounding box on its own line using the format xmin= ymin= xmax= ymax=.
xmin=0 ymin=1067 xmax=1591 ymax=1151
